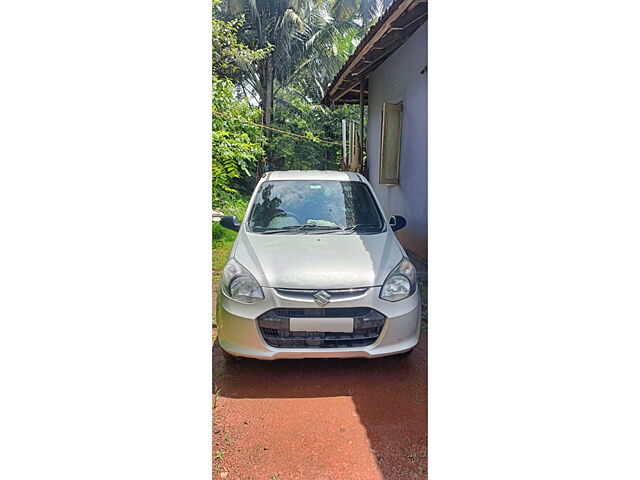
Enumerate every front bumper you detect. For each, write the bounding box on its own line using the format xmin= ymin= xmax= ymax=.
xmin=216 ymin=286 xmax=421 ymax=360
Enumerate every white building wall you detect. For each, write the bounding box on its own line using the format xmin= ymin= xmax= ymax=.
xmin=366 ymin=22 xmax=427 ymax=259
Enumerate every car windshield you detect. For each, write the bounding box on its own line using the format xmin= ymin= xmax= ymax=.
xmin=247 ymin=180 xmax=385 ymax=234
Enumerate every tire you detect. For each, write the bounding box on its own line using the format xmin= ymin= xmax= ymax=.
xmin=221 ymin=347 xmax=242 ymax=362
xmin=395 ymin=348 xmax=414 ymax=358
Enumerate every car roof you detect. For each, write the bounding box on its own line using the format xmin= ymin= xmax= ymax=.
xmin=265 ymin=170 xmax=364 ymax=182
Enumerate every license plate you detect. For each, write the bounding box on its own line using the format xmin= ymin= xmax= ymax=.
xmin=289 ymin=317 xmax=354 ymax=333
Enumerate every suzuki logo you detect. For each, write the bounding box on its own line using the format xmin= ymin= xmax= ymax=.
xmin=313 ymin=290 xmax=331 ymax=307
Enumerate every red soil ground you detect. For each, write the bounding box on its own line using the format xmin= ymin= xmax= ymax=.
xmin=213 ymin=329 xmax=427 ymax=480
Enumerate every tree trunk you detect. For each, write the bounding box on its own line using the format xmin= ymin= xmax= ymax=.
xmin=260 ymin=57 xmax=274 ymax=163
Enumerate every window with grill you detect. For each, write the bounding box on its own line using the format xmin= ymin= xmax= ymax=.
xmin=379 ymin=102 xmax=403 ymax=185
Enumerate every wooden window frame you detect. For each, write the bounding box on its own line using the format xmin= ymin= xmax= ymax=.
xmin=379 ymin=102 xmax=403 ymax=185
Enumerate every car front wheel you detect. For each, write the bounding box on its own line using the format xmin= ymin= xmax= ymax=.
xmin=395 ymin=348 xmax=414 ymax=358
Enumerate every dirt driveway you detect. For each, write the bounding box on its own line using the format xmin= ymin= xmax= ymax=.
xmin=212 ymin=329 xmax=427 ymax=480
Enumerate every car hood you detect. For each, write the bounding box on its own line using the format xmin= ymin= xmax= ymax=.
xmin=232 ymin=230 xmax=404 ymax=289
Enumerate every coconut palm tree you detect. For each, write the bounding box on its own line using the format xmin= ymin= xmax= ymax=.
xmin=331 ymin=0 xmax=388 ymax=24
xmin=221 ymin=0 xmax=317 ymax=143
xmin=220 ymin=0 xmax=383 ymax=138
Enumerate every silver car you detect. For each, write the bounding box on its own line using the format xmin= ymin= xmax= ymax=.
xmin=216 ymin=170 xmax=421 ymax=360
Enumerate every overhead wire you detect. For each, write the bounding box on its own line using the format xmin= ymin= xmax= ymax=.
xmin=212 ymin=110 xmax=343 ymax=146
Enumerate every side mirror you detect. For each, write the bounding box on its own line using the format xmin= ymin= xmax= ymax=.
xmin=220 ymin=215 xmax=241 ymax=232
xmin=389 ymin=215 xmax=407 ymax=232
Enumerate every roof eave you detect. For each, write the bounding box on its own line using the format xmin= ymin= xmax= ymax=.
xmin=322 ymin=0 xmax=427 ymax=106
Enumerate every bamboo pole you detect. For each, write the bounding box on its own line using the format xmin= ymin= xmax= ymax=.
xmin=342 ymin=119 xmax=347 ymax=167
xmin=359 ymin=81 xmax=365 ymax=174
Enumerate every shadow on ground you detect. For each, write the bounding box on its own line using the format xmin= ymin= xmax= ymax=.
xmin=213 ymin=331 xmax=427 ymax=479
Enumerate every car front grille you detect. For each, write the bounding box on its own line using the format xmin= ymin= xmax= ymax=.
xmin=257 ymin=307 xmax=385 ymax=349
xmin=274 ymin=288 xmax=368 ymax=302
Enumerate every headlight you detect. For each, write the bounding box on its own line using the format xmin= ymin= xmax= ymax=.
xmin=379 ymin=257 xmax=417 ymax=302
xmin=221 ymin=258 xmax=264 ymax=303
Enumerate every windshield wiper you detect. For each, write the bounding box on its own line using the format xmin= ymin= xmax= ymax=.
xmin=260 ymin=224 xmax=343 ymax=234
xmin=258 ymin=224 xmax=382 ymax=235
xmin=259 ymin=225 xmax=305 ymax=234
xmin=298 ymin=224 xmax=342 ymax=232
xmin=319 ymin=224 xmax=383 ymax=234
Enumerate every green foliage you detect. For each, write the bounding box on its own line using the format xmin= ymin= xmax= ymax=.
xmin=212 ymin=0 xmax=382 ymax=201
xmin=332 ymin=0 xmax=386 ymax=24
xmin=271 ymin=97 xmax=362 ymax=170
xmin=212 ymin=77 xmax=264 ymax=206
xmin=212 ymin=194 xmax=248 ymax=260
xmin=224 ymin=0 xmax=320 ymax=86
xmin=212 ymin=222 xmax=235 ymax=246
xmin=222 ymin=0 xmax=375 ymax=119
xmin=212 ymin=0 xmax=269 ymax=78
xmin=280 ymin=17 xmax=370 ymax=102
xmin=215 ymin=193 xmax=250 ymax=220
xmin=419 ymin=279 xmax=427 ymax=329
xmin=212 ymin=1 xmax=269 ymax=207
xmin=212 ymin=222 xmax=236 ymax=265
